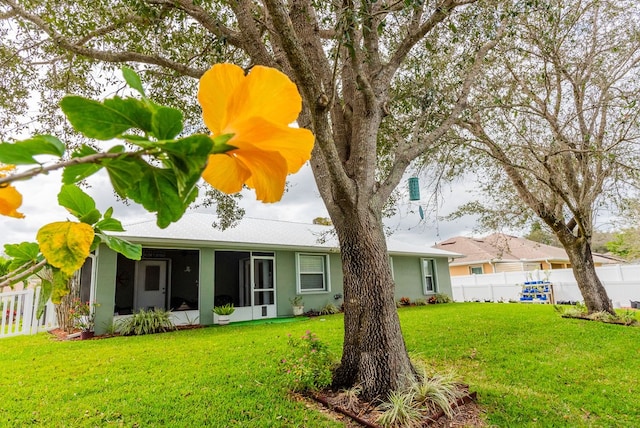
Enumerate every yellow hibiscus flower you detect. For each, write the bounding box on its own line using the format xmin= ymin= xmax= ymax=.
xmin=0 ymin=165 xmax=25 ymax=219
xmin=197 ymin=63 xmax=315 ymax=203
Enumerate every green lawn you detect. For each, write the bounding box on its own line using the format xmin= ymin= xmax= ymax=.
xmin=1 ymin=303 xmax=638 ymax=427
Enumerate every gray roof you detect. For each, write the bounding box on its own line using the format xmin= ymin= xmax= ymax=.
xmin=114 ymin=213 xmax=459 ymax=258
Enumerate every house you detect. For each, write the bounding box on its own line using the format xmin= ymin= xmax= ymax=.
xmin=82 ymin=214 xmax=460 ymax=334
xmin=433 ymin=233 xmax=621 ymax=277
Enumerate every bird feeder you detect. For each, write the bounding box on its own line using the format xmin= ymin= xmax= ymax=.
xmin=408 ymin=177 xmax=420 ymax=201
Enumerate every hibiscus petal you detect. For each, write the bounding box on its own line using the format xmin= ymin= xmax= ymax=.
xmin=201 ymin=153 xmax=251 ymax=194
xmin=238 ymin=149 xmax=289 ymax=203
xmin=227 ymin=66 xmax=303 ymax=128
xmin=198 ymin=63 xmax=245 ymax=135
xmin=232 ymin=117 xmax=314 ymax=173
xmin=0 ymin=184 xmax=25 ymax=218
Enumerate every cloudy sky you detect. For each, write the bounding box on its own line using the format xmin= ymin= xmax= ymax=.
xmin=0 ymin=161 xmax=479 ymax=252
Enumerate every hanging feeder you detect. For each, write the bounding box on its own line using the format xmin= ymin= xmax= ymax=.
xmin=408 ymin=177 xmax=420 ymax=201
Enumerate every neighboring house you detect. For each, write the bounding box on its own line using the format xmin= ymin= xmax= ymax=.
xmin=82 ymin=214 xmax=459 ymax=334
xmin=433 ymin=233 xmax=621 ymax=277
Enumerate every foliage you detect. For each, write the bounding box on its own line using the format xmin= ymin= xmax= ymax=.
xmin=434 ymin=293 xmax=452 ymax=304
xmin=410 ymin=367 xmax=464 ymax=419
xmin=377 ymin=389 xmax=422 ymax=428
xmin=453 ymin=0 xmax=640 ymax=314
xmin=606 ymin=228 xmax=640 ymax=260
xmin=116 ymin=308 xmax=176 ymax=336
xmin=398 ymin=296 xmax=412 ymax=306
xmin=69 ymin=299 xmax=98 ymax=332
xmin=554 ymin=303 xmax=638 ymax=326
xmin=212 ymin=303 xmax=235 ymax=316
xmin=319 ymin=303 xmax=340 ymax=315
xmin=289 ymin=296 xmax=303 ymax=307
xmin=281 ymin=331 xmax=336 ymax=392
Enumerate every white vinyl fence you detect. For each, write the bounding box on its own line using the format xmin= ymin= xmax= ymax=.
xmin=0 ymin=287 xmax=57 ymax=338
xmin=451 ymin=264 xmax=640 ymax=308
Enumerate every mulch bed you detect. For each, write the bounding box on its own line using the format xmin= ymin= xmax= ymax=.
xmin=297 ymin=386 xmax=487 ymax=427
xmin=47 ymin=324 xmax=205 ymax=341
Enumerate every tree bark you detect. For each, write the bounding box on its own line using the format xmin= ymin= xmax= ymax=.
xmin=561 ymin=236 xmax=614 ymax=315
xmin=330 ymin=206 xmax=414 ymax=401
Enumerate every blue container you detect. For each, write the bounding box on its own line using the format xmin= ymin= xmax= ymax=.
xmin=408 ymin=177 xmax=420 ymax=201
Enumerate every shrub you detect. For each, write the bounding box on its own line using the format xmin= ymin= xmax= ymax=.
xmin=398 ymin=297 xmax=412 ymax=306
xmin=319 ymin=303 xmax=340 ymax=315
xmin=414 ymin=299 xmax=428 ymax=306
xmin=435 ymin=293 xmax=452 ymax=304
xmin=281 ymin=331 xmax=336 ymax=392
xmin=377 ymin=389 xmax=421 ymax=428
xmin=117 ymin=308 xmax=176 ymax=336
xmin=410 ymin=369 xmax=464 ymax=419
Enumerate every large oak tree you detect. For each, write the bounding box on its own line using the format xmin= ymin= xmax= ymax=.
xmin=0 ymin=0 xmax=503 ymax=398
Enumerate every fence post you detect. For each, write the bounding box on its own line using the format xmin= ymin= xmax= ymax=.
xmin=21 ymin=288 xmax=35 ymax=335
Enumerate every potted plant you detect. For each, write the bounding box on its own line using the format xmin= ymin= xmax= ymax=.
xmin=213 ymin=303 xmax=235 ymax=325
xmin=289 ymin=296 xmax=304 ymax=316
xmin=70 ymin=299 xmax=98 ymax=339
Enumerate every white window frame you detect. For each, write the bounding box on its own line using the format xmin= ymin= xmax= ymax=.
xmin=469 ymin=265 xmax=484 ymax=275
xmin=421 ymin=258 xmax=437 ymax=294
xmin=296 ymin=253 xmax=331 ymax=294
xmin=389 ymin=256 xmax=395 ymax=280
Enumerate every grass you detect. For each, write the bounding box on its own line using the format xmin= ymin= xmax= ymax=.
xmin=1 ymin=303 xmax=638 ymax=427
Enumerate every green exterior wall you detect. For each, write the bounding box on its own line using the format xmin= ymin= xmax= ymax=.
xmin=93 ymin=246 xmax=118 ymax=335
xmin=391 ymin=255 xmax=453 ymax=302
xmin=199 ymin=248 xmax=215 ymax=325
xmin=91 ymin=243 xmax=451 ymax=331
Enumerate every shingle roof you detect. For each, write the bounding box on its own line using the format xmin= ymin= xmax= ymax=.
xmin=114 ymin=213 xmax=460 ymax=258
xmin=433 ymin=233 xmax=617 ymax=265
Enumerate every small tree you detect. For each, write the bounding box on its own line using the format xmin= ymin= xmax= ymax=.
xmin=457 ymin=0 xmax=640 ymax=314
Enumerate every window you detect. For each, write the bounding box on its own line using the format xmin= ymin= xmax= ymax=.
xmin=297 ymin=254 xmax=330 ymax=292
xmin=389 ymin=256 xmax=394 ymax=279
xmin=422 ymin=258 xmax=437 ymax=294
xmin=469 ymin=265 xmax=483 ymax=275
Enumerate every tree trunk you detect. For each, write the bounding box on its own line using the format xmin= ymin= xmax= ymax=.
xmin=54 ymin=272 xmax=80 ymax=333
xmin=331 ymin=208 xmax=415 ymax=401
xmin=562 ymin=239 xmax=614 ymax=315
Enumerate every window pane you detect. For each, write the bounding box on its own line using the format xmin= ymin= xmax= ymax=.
xmin=145 ymin=266 xmax=160 ymax=291
xmin=425 ymin=276 xmax=434 ymax=292
xmin=300 ymin=274 xmax=324 ymax=290
xmin=300 ymin=255 xmax=324 ymax=273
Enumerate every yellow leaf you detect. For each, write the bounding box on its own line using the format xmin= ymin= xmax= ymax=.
xmin=37 ymin=222 xmax=95 ymax=276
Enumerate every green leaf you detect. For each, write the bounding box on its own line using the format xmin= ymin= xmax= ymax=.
xmin=103 ymin=207 xmax=114 ymax=219
xmin=103 ymin=97 xmax=153 ymax=135
xmin=62 ymin=145 xmax=103 ymax=184
xmin=97 ymin=233 xmax=141 ymax=260
xmin=4 ymin=242 xmax=41 ymax=270
xmin=50 ymin=268 xmax=70 ymax=304
xmin=95 ymin=217 xmax=125 ymax=232
xmin=57 ymin=184 xmax=98 ymax=223
xmin=60 ymin=96 xmax=139 ymax=140
xmin=151 ymin=105 xmax=183 ymax=140
xmin=35 ymin=276 xmax=52 ymax=318
xmin=127 ymin=167 xmax=192 ymax=228
xmin=103 ymin=156 xmax=145 ymax=197
xmin=161 ymin=135 xmax=212 ymax=193
xmin=0 ymin=135 xmax=65 ymax=165
xmin=122 ymin=66 xmax=145 ymax=96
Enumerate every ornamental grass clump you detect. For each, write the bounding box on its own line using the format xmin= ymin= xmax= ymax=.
xmin=280 ymin=330 xmax=336 ymax=392
xmin=117 ymin=308 xmax=176 ymax=336
xmin=377 ymin=365 xmax=465 ymax=427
